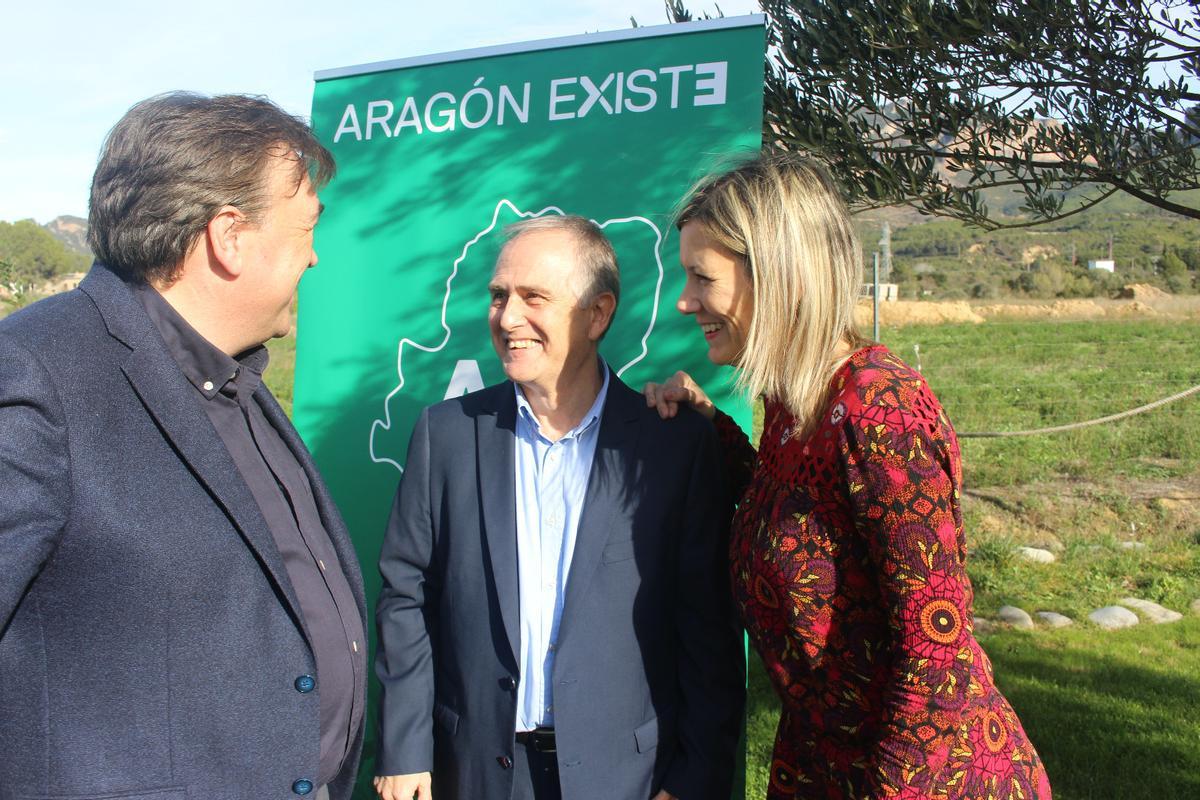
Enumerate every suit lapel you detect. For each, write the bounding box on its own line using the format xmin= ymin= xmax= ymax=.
xmin=122 ymin=343 xmax=310 ymax=637
xmin=81 ymin=265 xmax=309 ymax=639
xmin=556 ymin=378 xmax=641 ymax=649
xmin=477 ymin=387 xmax=520 ymax=667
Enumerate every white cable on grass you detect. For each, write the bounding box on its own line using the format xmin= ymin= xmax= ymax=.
xmin=959 ymin=382 xmax=1200 ymax=438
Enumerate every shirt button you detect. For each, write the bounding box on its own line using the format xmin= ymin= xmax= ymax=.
xmin=500 ymin=676 xmax=517 ymax=691
xmin=318 ymin=559 xmax=326 ymax=572
xmin=202 ymin=380 xmax=214 ymax=392
xmin=294 ymin=675 xmax=315 ymax=693
xmin=351 ymin=640 xmax=359 ymax=653
xmin=546 ymin=704 xmax=553 ymax=713
xmin=548 ymin=642 xmax=557 ymax=652
xmin=292 ymin=779 xmax=314 ymax=795
xmin=497 ymin=756 xmax=513 ymax=769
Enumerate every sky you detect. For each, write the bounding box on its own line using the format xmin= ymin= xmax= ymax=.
xmin=0 ymin=0 xmax=758 ymax=225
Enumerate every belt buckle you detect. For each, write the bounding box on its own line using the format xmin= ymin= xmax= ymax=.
xmin=531 ymin=728 xmax=556 ymax=753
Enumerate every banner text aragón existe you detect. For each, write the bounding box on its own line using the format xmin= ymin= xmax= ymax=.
xmin=332 ymin=61 xmax=728 ymax=142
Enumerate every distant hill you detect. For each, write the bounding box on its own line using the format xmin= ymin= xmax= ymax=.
xmin=0 ymin=218 xmax=91 ymax=288
xmin=44 ymin=215 xmax=91 ymax=257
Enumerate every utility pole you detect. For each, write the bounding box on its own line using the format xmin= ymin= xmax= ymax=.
xmin=873 ymin=252 xmax=880 ymax=342
xmin=879 ymin=222 xmax=892 ymax=282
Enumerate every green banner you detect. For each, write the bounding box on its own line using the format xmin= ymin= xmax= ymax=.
xmin=298 ymin=16 xmax=764 ymax=794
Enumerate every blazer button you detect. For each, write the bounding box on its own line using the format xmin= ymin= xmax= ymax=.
xmin=292 ymin=779 xmax=314 ymax=795
xmin=295 ymin=675 xmax=316 ymax=693
xmin=500 ymin=676 xmax=516 ymax=691
xmin=497 ymin=756 xmax=513 ymax=769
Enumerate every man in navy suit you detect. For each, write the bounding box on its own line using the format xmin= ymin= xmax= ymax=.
xmin=374 ymin=216 xmax=744 ymax=800
xmin=0 ymin=93 xmax=365 ymax=800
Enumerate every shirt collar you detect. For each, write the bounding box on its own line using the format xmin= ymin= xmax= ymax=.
xmin=133 ymin=281 xmax=270 ymax=401
xmin=514 ymin=359 xmax=610 ymax=443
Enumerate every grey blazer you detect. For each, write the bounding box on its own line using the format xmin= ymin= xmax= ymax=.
xmin=375 ymin=377 xmax=745 ymax=800
xmin=0 ymin=264 xmax=366 ymax=800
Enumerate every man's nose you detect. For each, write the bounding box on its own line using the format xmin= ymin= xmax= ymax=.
xmin=498 ymin=298 xmax=525 ymax=329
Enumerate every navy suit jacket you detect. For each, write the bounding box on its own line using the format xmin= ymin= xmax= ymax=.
xmin=0 ymin=264 xmax=366 ymax=800
xmin=375 ymin=377 xmax=745 ymax=800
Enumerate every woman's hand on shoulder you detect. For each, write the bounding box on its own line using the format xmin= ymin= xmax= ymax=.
xmin=642 ymin=371 xmax=715 ymax=420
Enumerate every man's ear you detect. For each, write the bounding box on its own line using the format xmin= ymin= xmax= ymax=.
xmin=588 ymin=292 xmax=617 ymax=341
xmin=205 ymin=206 xmax=246 ymax=277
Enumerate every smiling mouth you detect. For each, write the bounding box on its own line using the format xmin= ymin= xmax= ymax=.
xmin=507 ymin=338 xmax=541 ymax=350
xmin=700 ymin=323 xmax=723 ymax=335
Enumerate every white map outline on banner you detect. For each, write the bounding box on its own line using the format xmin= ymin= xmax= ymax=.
xmin=368 ymin=199 xmax=665 ymax=473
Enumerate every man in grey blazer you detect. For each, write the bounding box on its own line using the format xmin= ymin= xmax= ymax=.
xmin=374 ymin=216 xmax=744 ymax=800
xmin=0 ymin=93 xmax=366 ymax=800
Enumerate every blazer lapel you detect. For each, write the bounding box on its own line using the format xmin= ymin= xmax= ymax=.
xmin=556 ymin=379 xmax=641 ymax=650
xmin=477 ymin=387 xmax=520 ymax=667
xmin=81 ymin=265 xmax=309 ymax=639
xmin=122 ymin=345 xmax=311 ymax=639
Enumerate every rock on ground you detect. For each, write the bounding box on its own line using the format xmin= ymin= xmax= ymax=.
xmin=1015 ymin=546 xmax=1057 ymax=564
xmin=973 ymin=617 xmax=997 ymax=636
xmin=1119 ymin=598 xmax=1183 ymax=624
xmin=1035 ymin=611 xmax=1073 ymax=628
xmin=997 ymin=605 xmax=1035 ymax=630
xmin=1029 ymin=536 xmax=1065 ymax=553
xmin=1089 ymin=606 xmax=1140 ymax=630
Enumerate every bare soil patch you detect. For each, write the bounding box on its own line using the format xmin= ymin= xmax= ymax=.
xmin=859 ymin=290 xmax=1200 ymax=326
xmin=964 ymin=472 xmax=1200 ymax=548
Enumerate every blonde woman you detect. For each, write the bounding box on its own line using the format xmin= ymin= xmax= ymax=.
xmin=644 ymin=153 xmax=1051 ymax=800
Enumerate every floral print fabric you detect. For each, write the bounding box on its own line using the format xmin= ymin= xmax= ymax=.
xmin=715 ymin=345 xmax=1051 ymax=799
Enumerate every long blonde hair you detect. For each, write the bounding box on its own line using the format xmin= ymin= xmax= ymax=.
xmin=676 ymin=152 xmax=867 ymax=430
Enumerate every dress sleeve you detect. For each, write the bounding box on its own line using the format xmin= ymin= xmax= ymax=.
xmin=711 ymin=406 xmax=757 ymax=500
xmin=837 ymin=398 xmax=976 ymax=797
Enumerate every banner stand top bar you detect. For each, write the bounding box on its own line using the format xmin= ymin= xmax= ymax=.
xmin=314 ymin=14 xmax=766 ymax=82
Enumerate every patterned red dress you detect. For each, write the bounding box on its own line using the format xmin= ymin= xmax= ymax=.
xmin=714 ymin=345 xmax=1051 ymax=800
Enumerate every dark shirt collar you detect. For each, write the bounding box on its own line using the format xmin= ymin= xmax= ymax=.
xmin=133 ymin=281 xmax=269 ymax=401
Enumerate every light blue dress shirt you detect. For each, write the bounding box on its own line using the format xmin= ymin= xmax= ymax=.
xmin=512 ymin=363 xmax=610 ymax=732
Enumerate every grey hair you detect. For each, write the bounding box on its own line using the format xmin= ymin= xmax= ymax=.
xmin=502 ymin=215 xmax=621 ymax=308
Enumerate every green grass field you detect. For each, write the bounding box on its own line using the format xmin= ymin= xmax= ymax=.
xmin=882 ymin=318 xmax=1200 ymax=486
xmin=265 ymin=334 xmax=296 ymax=416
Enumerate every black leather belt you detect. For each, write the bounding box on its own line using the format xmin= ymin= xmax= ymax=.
xmin=515 ymin=727 xmax=556 ymax=753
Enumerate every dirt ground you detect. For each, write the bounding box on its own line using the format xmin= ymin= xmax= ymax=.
xmin=964 ymin=470 xmax=1200 ymax=553
xmin=856 ymin=285 xmax=1200 ymax=327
